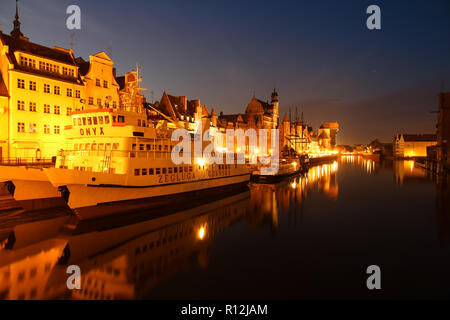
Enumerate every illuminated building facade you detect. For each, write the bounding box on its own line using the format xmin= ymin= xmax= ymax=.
xmin=393 ymin=134 xmax=437 ymax=158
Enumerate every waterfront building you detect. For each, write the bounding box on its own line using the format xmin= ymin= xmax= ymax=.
xmin=75 ymin=52 xmax=120 ymax=111
xmin=437 ymin=92 xmax=450 ymax=172
xmin=393 ymin=134 xmax=437 ymax=158
xmin=0 ymin=5 xmax=85 ymax=160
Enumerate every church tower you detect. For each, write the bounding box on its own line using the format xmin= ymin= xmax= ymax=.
xmin=11 ymin=0 xmax=24 ymax=38
xmin=271 ymin=88 xmax=279 ymax=128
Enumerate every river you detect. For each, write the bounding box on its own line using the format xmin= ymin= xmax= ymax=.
xmin=1 ymin=157 xmax=449 ymax=299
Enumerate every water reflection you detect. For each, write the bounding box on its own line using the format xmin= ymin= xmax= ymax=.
xmin=1 ymin=158 xmax=450 ymax=299
xmin=246 ymin=161 xmax=339 ymax=230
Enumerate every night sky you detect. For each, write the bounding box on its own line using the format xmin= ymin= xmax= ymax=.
xmin=1 ymin=0 xmax=449 ymax=145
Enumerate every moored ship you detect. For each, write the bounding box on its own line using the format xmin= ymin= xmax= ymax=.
xmin=44 ymin=107 xmax=251 ymax=219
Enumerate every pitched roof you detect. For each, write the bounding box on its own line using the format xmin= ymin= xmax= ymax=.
xmin=402 ymin=134 xmax=436 ymax=142
xmin=0 ymin=72 xmax=9 ymax=97
xmin=282 ymin=113 xmax=289 ymax=122
xmin=0 ymin=32 xmax=76 ymax=66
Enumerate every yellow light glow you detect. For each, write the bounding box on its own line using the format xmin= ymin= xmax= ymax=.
xmin=255 ymin=148 xmax=260 ymax=154
xmin=291 ymin=181 xmax=297 ymax=189
xmin=196 ymin=158 xmax=206 ymax=167
xmin=197 ymin=226 xmax=206 ymax=240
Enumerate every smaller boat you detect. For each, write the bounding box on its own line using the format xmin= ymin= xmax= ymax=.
xmin=251 ymin=158 xmax=299 ymax=183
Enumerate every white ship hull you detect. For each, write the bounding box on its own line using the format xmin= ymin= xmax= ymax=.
xmin=0 ymin=166 xmax=66 ymax=211
xmin=45 ymin=168 xmax=250 ymax=219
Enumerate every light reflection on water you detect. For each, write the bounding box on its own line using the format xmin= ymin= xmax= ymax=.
xmin=0 ymin=158 xmax=449 ymax=299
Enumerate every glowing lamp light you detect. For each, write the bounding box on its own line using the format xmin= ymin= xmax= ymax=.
xmin=255 ymin=148 xmax=260 ymax=155
xmin=291 ymin=182 xmax=297 ymax=189
xmin=292 ymin=162 xmax=297 ymax=168
xmin=196 ymin=158 xmax=206 ymax=167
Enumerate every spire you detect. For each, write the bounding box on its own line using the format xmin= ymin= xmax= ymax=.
xmin=11 ymin=0 xmax=24 ymax=38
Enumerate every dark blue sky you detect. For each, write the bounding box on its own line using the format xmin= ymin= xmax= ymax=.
xmin=1 ymin=0 xmax=450 ymax=144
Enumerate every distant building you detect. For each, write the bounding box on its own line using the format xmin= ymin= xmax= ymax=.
xmin=437 ymin=92 xmax=450 ymax=171
xmin=393 ymin=134 xmax=437 ymax=158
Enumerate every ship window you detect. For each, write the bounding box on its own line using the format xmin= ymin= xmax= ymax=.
xmin=149 ymin=168 xmax=154 ymax=175
xmin=156 ymin=168 xmax=161 ymax=175
xmin=158 ymin=145 xmax=162 ymax=151
xmin=79 ymin=143 xmax=84 ymax=150
xmin=118 ymin=115 xmax=125 ymax=123
xmin=92 ymin=143 xmax=97 ymax=150
xmin=134 ymin=169 xmax=140 ymax=176
xmin=85 ymin=143 xmax=90 ymax=150
xmin=73 ymin=118 xmax=77 ymax=126
xmin=146 ymin=144 xmax=151 ymax=151
xmin=174 ymin=167 xmax=178 ymax=173
xmin=112 ymin=116 xmax=116 ymax=122
xmin=142 ymin=169 xmax=147 ymax=176
xmin=74 ymin=166 xmax=79 ymax=171
xmin=93 ymin=117 xmax=98 ymax=125
xmin=74 ymin=144 xmax=78 ymax=150
xmin=98 ymin=116 xmax=104 ymax=124
xmin=132 ymin=144 xmax=136 ymax=151
xmin=143 ymin=121 xmax=146 ymax=127
xmin=138 ymin=119 xmax=141 ymax=126
xmin=168 ymin=168 xmax=173 ymax=174
xmin=105 ymin=143 xmax=111 ymax=150
xmin=139 ymin=144 xmax=144 ymax=151
xmin=87 ymin=117 xmax=92 ymax=125
xmin=179 ymin=167 xmax=183 ymax=173
xmin=162 ymin=168 xmax=167 ymax=174
xmin=113 ymin=143 xmax=119 ymax=150
xmin=77 ymin=118 xmax=82 ymax=126
xmin=82 ymin=117 xmax=86 ymax=126
xmin=98 ymin=143 xmax=104 ymax=150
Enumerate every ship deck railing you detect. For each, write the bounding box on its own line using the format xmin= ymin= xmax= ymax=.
xmin=0 ymin=157 xmax=55 ymax=167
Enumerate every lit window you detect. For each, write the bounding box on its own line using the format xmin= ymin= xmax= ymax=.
xmin=87 ymin=117 xmax=92 ymax=125
xmin=67 ymin=107 xmax=72 ymax=116
xmin=104 ymin=116 xmax=110 ymax=124
xmin=54 ymin=125 xmax=60 ymax=134
xmin=29 ymin=123 xmax=37 ymax=133
xmin=93 ymin=117 xmax=98 ymax=125
xmin=98 ymin=116 xmax=104 ymax=124
xmin=44 ymin=124 xmax=50 ymax=134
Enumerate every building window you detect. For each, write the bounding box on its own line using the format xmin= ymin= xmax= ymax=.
xmin=89 ymin=97 xmax=94 ymax=105
xmin=75 ymin=90 xmax=81 ymax=98
xmin=54 ymin=125 xmax=60 ymax=134
xmin=29 ymin=81 xmax=37 ymax=91
xmin=17 ymin=122 xmax=25 ymax=132
xmin=17 ymin=100 xmax=25 ymax=110
xmin=44 ymin=84 xmax=50 ymax=93
xmin=29 ymin=102 xmax=36 ymax=112
xmin=67 ymin=107 xmax=72 ymax=116
xmin=54 ymin=86 xmax=60 ymax=95
xmin=96 ymin=79 xmax=101 ymax=87
xmin=97 ymin=98 xmax=102 ymax=107
xmin=44 ymin=104 xmax=50 ymax=113
xmin=112 ymin=101 xmax=117 ymax=108
xmin=103 ymin=80 xmax=108 ymax=88
xmin=67 ymin=88 xmax=72 ymax=97
xmin=17 ymin=79 xmax=25 ymax=89
xmin=44 ymin=124 xmax=50 ymax=134
xmin=54 ymin=106 xmax=61 ymax=115
xmin=29 ymin=123 xmax=37 ymax=133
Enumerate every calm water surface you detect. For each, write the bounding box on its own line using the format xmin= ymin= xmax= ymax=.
xmin=1 ymin=157 xmax=449 ymax=299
